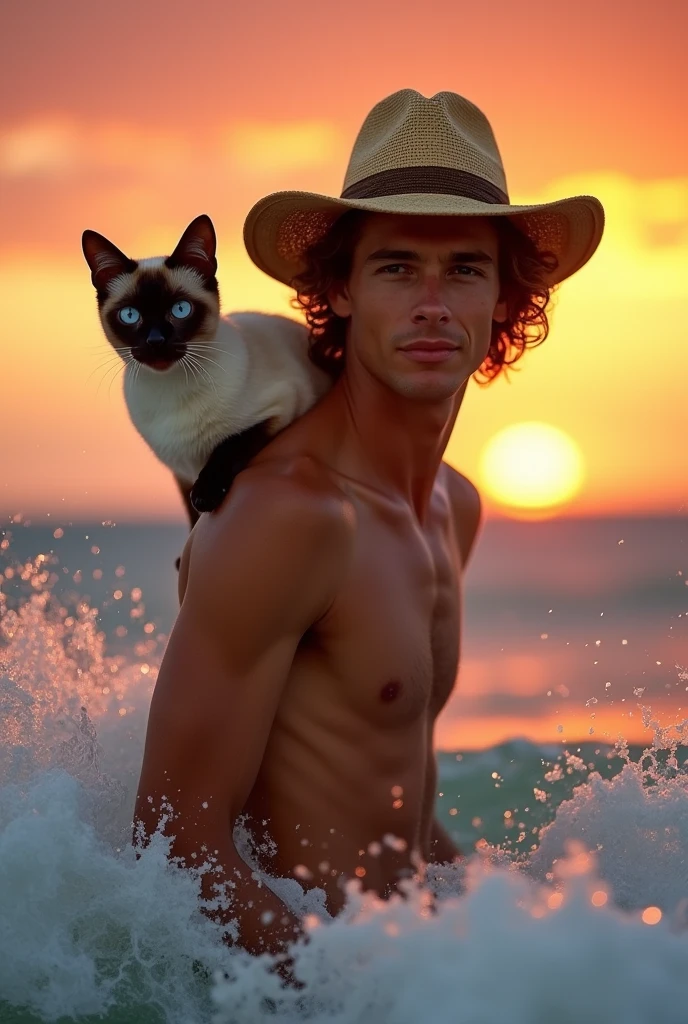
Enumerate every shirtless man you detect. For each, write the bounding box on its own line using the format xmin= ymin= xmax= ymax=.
xmin=133 ymin=89 xmax=604 ymax=958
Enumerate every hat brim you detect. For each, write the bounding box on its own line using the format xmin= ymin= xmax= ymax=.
xmin=243 ymin=190 xmax=605 ymax=289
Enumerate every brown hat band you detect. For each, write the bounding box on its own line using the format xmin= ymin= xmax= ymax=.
xmin=341 ymin=165 xmax=509 ymax=204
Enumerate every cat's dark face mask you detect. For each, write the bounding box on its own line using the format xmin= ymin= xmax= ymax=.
xmin=106 ymin=273 xmax=212 ymax=370
xmin=82 ymin=214 xmax=221 ymax=372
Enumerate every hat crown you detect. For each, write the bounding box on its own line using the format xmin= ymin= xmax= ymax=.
xmin=342 ymin=89 xmax=509 ymax=198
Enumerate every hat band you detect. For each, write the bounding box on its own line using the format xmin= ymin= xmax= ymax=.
xmin=341 ymin=165 xmax=509 ymax=204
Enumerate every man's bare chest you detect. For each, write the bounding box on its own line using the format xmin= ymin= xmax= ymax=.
xmin=299 ymin=502 xmax=462 ymax=728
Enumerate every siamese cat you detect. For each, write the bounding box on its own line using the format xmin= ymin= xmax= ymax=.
xmin=82 ymin=215 xmax=331 ymax=533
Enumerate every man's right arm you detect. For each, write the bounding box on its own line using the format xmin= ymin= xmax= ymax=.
xmin=133 ymin=464 xmax=354 ymax=957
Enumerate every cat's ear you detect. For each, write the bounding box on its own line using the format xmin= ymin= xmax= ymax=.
xmin=82 ymin=230 xmax=137 ymax=292
xmin=166 ymin=215 xmax=217 ymax=279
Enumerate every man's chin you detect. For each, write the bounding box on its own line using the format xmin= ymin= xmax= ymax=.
xmin=388 ymin=369 xmax=469 ymax=402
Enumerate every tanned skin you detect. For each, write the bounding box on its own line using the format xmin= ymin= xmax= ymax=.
xmin=133 ymin=213 xmax=508 ymax=959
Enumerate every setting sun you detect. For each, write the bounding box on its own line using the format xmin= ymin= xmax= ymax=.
xmin=477 ymin=422 xmax=585 ymax=518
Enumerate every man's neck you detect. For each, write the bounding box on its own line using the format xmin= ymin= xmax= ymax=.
xmin=326 ymin=365 xmax=468 ymax=523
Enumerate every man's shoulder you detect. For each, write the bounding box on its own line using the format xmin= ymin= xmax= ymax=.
xmin=234 ymin=454 xmax=353 ymax=517
xmin=441 ymin=463 xmax=483 ymax=568
xmin=442 ymin=462 xmax=481 ymax=509
xmin=178 ymin=456 xmax=356 ymax=618
xmin=194 ymin=455 xmax=356 ymax=561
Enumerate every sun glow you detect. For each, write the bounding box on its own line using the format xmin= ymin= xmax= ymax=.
xmin=478 ymin=422 xmax=585 ymax=519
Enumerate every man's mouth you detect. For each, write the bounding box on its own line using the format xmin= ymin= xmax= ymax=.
xmin=399 ymin=340 xmax=461 ymax=363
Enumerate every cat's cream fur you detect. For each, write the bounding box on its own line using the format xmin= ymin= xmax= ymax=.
xmin=122 ymin=294 xmax=328 ymax=484
xmin=83 ymin=216 xmax=332 ymax=512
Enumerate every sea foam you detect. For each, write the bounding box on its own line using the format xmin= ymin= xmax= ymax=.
xmin=1 ymin=546 xmax=687 ymax=1024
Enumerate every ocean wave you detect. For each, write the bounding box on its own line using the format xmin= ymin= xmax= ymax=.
xmin=1 ymin=546 xmax=687 ymax=1023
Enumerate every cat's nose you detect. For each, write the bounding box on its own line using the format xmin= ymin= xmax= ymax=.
xmin=146 ymin=327 xmax=166 ymax=345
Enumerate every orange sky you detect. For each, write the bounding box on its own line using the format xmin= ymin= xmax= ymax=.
xmin=1 ymin=0 xmax=687 ymax=521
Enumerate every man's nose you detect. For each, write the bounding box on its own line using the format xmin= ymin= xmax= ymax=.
xmin=411 ymin=294 xmax=451 ymax=325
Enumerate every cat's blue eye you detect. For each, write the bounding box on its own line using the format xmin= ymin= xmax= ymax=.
xmin=118 ymin=306 xmax=141 ymax=325
xmin=171 ymin=300 xmax=192 ymax=319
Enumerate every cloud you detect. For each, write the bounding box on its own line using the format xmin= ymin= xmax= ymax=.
xmin=5 ymin=115 xmax=682 ymax=269
xmin=222 ymin=120 xmax=343 ymax=174
xmin=0 ymin=116 xmax=344 ymax=182
xmin=514 ymin=171 xmax=688 ymax=299
xmin=515 ymin=171 xmax=688 ymax=242
xmin=0 ymin=118 xmax=190 ymax=179
xmin=0 ymin=121 xmax=79 ymax=177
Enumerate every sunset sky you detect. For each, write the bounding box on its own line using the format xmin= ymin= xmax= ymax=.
xmin=1 ymin=0 xmax=687 ymax=752
xmin=2 ymin=0 xmax=687 ymax=522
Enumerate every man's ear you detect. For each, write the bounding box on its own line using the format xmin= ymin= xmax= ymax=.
xmin=493 ymin=295 xmax=508 ymax=324
xmin=327 ymin=282 xmax=352 ymax=318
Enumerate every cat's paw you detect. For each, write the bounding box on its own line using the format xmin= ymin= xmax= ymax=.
xmin=189 ymin=474 xmax=232 ymax=514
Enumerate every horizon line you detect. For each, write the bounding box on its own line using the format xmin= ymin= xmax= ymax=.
xmin=2 ymin=509 xmax=686 ymax=529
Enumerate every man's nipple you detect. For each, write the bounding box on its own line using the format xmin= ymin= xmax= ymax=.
xmin=380 ymin=680 xmax=402 ymax=703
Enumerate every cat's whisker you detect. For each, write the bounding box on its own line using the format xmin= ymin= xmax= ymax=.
xmin=93 ymin=351 xmax=129 ymax=386
xmin=184 ymin=348 xmax=228 ymax=375
xmin=98 ymin=361 xmax=126 ymax=401
xmin=119 ymin=359 xmax=140 ymax=401
xmin=89 ymin=346 xmax=131 ymax=363
xmin=179 ymin=355 xmax=199 ymax=388
xmin=88 ymin=355 xmax=125 ymax=386
xmin=182 ymin=353 xmax=203 ymax=381
xmin=87 ymin=345 xmax=132 ymax=360
xmin=184 ymin=355 xmax=213 ymax=395
xmin=186 ymin=353 xmax=225 ymax=372
xmin=184 ymin=350 xmax=212 ymax=380
xmin=185 ymin=343 xmax=221 ymax=355
xmin=185 ymin=354 xmax=218 ymax=398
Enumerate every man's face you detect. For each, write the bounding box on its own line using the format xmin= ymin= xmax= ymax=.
xmin=329 ymin=214 xmax=508 ymax=402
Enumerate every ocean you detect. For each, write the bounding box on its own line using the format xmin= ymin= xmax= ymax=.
xmin=1 ymin=514 xmax=687 ymax=1022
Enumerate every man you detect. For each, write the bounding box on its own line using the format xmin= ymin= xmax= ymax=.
xmin=133 ymin=89 xmax=604 ymax=958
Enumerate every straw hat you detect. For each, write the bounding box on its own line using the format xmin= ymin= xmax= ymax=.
xmin=243 ymin=89 xmax=604 ymax=288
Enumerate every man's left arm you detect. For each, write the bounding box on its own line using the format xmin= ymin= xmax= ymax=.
xmin=424 ymin=467 xmax=484 ymax=864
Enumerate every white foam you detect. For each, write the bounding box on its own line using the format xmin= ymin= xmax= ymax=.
xmin=0 ymin=770 xmax=232 ymax=1022
xmin=2 ymin=553 xmax=688 ymax=1023
xmin=212 ymin=851 xmax=688 ymax=1023
xmin=530 ymin=750 xmax=688 ymax=912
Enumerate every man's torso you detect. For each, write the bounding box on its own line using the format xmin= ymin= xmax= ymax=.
xmin=178 ymin=442 xmax=473 ymax=915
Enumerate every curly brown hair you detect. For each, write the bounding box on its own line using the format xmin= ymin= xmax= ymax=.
xmin=290 ymin=210 xmax=560 ymax=386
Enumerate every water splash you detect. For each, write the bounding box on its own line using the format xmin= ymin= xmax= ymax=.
xmin=529 ymin=710 xmax=688 ymax=913
xmin=1 ymin=537 xmax=688 ymax=1024
xmin=0 ymin=544 xmax=159 ymax=846
xmin=0 ymin=770 xmax=228 ymax=1023
xmin=212 ymin=847 xmax=688 ymax=1023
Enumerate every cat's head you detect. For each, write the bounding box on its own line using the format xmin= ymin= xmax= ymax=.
xmin=82 ymin=214 xmax=220 ymax=372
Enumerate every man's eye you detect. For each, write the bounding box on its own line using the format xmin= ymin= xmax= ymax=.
xmin=451 ymin=265 xmax=481 ymax=276
xmin=377 ymin=264 xmax=483 ymax=277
